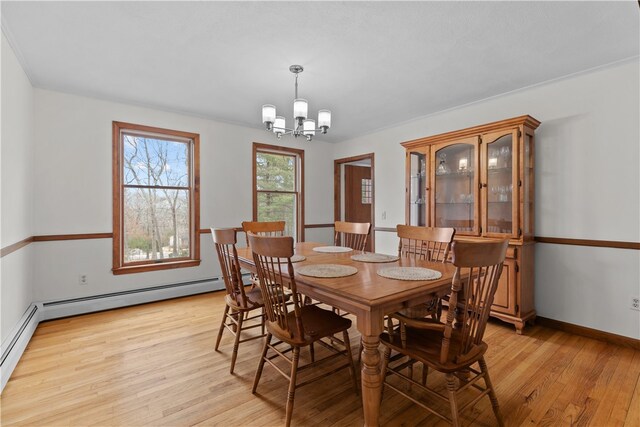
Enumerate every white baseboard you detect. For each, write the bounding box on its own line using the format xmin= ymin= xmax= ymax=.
xmin=41 ymin=278 xmax=223 ymax=321
xmin=1 ymin=277 xmax=228 ymax=393
xmin=1 ymin=303 xmax=42 ymax=392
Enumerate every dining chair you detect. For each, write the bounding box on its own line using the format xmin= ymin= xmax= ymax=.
xmin=241 ymin=221 xmax=286 ymax=286
xmin=394 ymin=225 xmax=455 ymax=320
xmin=241 ymin=220 xmax=286 ymax=245
xmin=211 ymin=228 xmax=268 ymax=374
xmin=334 ymin=221 xmax=371 ymax=251
xmin=380 ymin=239 xmax=509 ymax=427
xmin=248 ymin=233 xmax=359 ymax=427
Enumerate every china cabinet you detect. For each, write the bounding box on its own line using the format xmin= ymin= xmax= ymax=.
xmin=402 ymin=115 xmax=540 ymax=333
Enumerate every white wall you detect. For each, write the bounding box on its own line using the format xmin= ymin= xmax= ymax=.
xmin=31 ymin=89 xmax=334 ymax=303
xmin=1 ymin=33 xmax=35 ymax=342
xmin=333 ymin=60 xmax=640 ymax=339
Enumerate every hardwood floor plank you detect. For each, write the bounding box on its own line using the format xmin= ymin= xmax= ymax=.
xmin=2 ymin=292 xmax=639 ymax=427
xmin=625 ymin=371 xmax=640 ymax=426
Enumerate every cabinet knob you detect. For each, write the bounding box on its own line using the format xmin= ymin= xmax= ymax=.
xmin=481 ymin=183 xmax=487 ymax=188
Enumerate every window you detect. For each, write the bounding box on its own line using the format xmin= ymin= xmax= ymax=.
xmin=253 ymin=143 xmax=304 ymax=241
xmin=112 ymin=122 xmax=200 ymax=274
xmin=361 ymin=178 xmax=372 ymax=204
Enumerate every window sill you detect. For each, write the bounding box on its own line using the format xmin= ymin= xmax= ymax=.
xmin=112 ymin=259 xmax=201 ymax=275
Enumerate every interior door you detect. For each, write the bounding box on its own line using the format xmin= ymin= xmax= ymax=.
xmin=345 ymin=165 xmax=373 ymax=251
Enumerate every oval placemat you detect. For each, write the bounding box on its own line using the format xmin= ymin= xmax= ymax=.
xmin=377 ymin=267 xmax=442 ymax=281
xmin=296 ymin=264 xmax=358 ymax=278
xmin=277 ymin=254 xmax=306 ymax=263
xmin=312 ymin=246 xmax=353 ymax=253
xmin=351 ymin=252 xmax=399 ymax=263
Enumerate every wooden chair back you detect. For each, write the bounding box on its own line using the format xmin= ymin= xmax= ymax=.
xmin=242 ymin=221 xmax=286 ymax=245
xmin=396 ymin=225 xmax=455 ymax=262
xmin=247 ymin=233 xmax=304 ymax=342
xmin=334 ymin=221 xmax=371 ymax=251
xmin=441 ymin=240 xmax=509 ymax=365
xmin=212 ymin=228 xmax=249 ymax=308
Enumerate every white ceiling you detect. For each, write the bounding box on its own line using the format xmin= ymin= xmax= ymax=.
xmin=2 ymin=1 xmax=638 ymax=142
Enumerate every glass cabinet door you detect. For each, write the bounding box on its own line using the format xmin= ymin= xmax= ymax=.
xmin=408 ymin=150 xmax=427 ymax=226
xmin=482 ymin=130 xmax=519 ymax=238
xmin=431 ymin=137 xmax=479 ymax=235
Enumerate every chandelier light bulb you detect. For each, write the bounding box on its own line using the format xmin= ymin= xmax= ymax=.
xmin=318 ymin=109 xmax=331 ymax=132
xmin=262 ymin=104 xmax=276 ymax=126
xmin=303 ymin=119 xmax=316 ymax=136
xmin=293 ymin=98 xmax=308 ymax=121
xmin=273 ymin=116 xmax=286 ymax=136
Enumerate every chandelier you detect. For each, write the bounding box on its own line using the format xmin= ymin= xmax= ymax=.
xmin=261 ymin=65 xmax=331 ymax=141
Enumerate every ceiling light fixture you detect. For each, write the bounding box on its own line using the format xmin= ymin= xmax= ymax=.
xmin=261 ymin=65 xmax=331 ymax=142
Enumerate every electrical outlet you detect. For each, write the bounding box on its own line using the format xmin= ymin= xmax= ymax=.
xmin=79 ymin=274 xmax=88 ymax=286
xmin=382 ymin=211 xmax=387 ymax=220
xmin=631 ymin=296 xmax=640 ymax=311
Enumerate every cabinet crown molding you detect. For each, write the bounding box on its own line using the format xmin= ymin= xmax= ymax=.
xmin=401 ymin=115 xmax=540 ymax=149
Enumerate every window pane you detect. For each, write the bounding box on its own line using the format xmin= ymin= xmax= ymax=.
xmin=123 ymin=187 xmax=190 ymax=262
xmin=257 ymin=192 xmax=296 ymax=238
xmin=123 ymin=134 xmax=189 ymax=187
xmin=361 ymin=178 xmax=372 ymax=204
xmin=255 ymin=152 xmax=295 ymax=191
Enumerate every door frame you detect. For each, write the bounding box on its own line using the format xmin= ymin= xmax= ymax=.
xmin=334 ymin=153 xmax=375 ymax=252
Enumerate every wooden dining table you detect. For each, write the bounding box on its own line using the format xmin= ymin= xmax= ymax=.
xmin=235 ymin=241 xmax=456 ymax=427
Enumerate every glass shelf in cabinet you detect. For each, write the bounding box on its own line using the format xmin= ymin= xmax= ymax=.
xmin=435 ymin=170 xmax=474 ymax=178
xmin=487 ymin=167 xmax=512 ymax=174
xmin=435 ymin=202 xmax=474 ymax=205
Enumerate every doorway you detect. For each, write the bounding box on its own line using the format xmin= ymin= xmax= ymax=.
xmin=334 ymin=153 xmax=375 ymax=252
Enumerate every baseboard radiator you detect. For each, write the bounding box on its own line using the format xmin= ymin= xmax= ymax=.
xmin=0 ymin=276 xmax=236 ymax=393
xmin=1 ymin=304 xmax=41 ymax=391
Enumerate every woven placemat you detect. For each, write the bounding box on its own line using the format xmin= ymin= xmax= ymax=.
xmin=377 ymin=267 xmax=442 ymax=281
xmin=350 ymin=252 xmax=399 ymax=263
xmin=296 ymin=264 xmax=358 ymax=278
xmin=312 ymin=246 xmax=353 ymax=253
xmin=277 ymin=254 xmax=306 ymax=263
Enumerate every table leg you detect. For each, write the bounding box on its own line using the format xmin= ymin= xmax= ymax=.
xmin=360 ymin=333 xmax=382 ymax=426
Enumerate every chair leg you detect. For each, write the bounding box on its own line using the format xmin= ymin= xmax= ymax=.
xmin=230 ymin=309 xmax=239 ymax=333
xmin=445 ymin=373 xmax=461 ymax=427
xmin=261 ymin=307 xmax=265 ymax=336
xmin=343 ymin=331 xmax=359 ymax=395
xmin=380 ymin=346 xmax=391 ymax=403
xmin=252 ymin=333 xmax=271 ymax=394
xmin=285 ymin=346 xmax=300 ymax=427
xmin=309 ymin=342 xmax=315 ymax=363
xmin=215 ymin=304 xmax=230 ymax=351
xmin=479 ymin=357 xmax=504 ymax=427
xmin=421 ymin=363 xmax=428 ymax=386
xmin=407 ymin=363 xmax=414 ymax=390
xmin=230 ymin=310 xmax=244 ymax=373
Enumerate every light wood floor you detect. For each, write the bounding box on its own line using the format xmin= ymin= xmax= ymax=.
xmin=1 ymin=292 xmax=639 ymax=426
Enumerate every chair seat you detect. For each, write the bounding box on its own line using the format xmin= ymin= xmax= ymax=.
xmin=269 ymin=305 xmax=352 ymax=345
xmin=226 ymin=287 xmax=291 ymax=310
xmin=380 ymin=326 xmax=487 ymax=373
xmin=225 ymin=287 xmax=264 ymax=310
xmin=396 ymin=298 xmax=440 ymax=318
